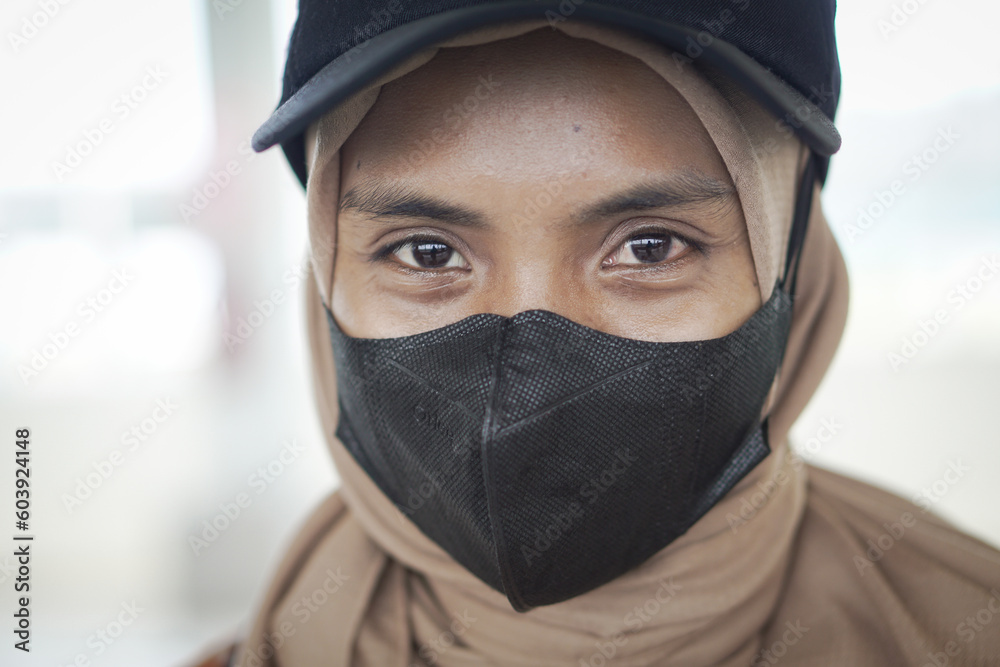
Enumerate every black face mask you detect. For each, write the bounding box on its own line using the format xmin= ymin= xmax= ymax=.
xmin=325 ymin=284 xmax=793 ymax=611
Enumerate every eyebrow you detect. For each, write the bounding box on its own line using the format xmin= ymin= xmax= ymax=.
xmin=337 ymin=169 xmax=736 ymax=229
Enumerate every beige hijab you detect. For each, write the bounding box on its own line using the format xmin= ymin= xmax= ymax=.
xmin=233 ymin=19 xmax=1000 ymax=667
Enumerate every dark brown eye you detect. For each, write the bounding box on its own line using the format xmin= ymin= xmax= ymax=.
xmin=627 ymin=235 xmax=671 ymax=263
xmin=391 ymin=239 xmax=469 ymax=270
xmin=603 ymin=231 xmax=692 ymax=268
xmin=412 ymin=242 xmax=452 ymax=268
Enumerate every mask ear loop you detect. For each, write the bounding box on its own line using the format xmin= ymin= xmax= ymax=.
xmin=760 ymin=149 xmax=819 ymax=431
xmin=779 ymin=149 xmax=819 ymax=298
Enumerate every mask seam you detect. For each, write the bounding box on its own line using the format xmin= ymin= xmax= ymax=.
xmin=492 ymin=358 xmax=656 ymax=440
xmin=686 ymin=344 xmax=710 ymax=515
xmin=479 ymin=320 xmax=527 ymax=611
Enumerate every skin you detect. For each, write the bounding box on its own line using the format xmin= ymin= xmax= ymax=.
xmin=311 ymin=27 xmax=761 ymax=341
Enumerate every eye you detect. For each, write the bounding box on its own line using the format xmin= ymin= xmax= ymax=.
xmin=389 ymin=237 xmax=469 ymax=270
xmin=603 ymin=231 xmax=692 ymax=268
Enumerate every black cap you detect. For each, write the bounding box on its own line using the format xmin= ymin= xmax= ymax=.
xmin=254 ymin=0 xmax=842 ymax=188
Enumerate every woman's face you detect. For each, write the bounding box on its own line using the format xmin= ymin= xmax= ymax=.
xmin=319 ymin=28 xmax=760 ymax=341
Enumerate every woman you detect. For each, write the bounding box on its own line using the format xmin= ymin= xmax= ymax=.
xmin=192 ymin=9 xmax=1000 ymax=667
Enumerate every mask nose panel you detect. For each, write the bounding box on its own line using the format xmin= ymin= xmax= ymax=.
xmin=484 ymin=313 xmax=699 ymax=610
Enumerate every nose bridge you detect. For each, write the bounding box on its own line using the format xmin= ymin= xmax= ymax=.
xmin=485 ymin=262 xmax=576 ymax=318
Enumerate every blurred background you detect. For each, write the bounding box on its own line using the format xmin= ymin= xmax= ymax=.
xmin=0 ymin=1 xmax=997 ymax=665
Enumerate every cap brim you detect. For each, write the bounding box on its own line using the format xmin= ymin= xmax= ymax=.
xmin=253 ymin=1 xmax=841 ymax=185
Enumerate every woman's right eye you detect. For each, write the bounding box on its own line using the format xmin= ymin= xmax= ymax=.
xmin=390 ymin=239 xmax=469 ymax=270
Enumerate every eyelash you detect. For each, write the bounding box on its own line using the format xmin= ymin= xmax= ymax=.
xmin=371 ymin=227 xmax=702 ymax=271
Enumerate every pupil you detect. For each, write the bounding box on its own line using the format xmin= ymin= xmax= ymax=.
xmin=412 ymin=242 xmax=452 ymax=268
xmin=629 ymin=235 xmax=669 ymax=263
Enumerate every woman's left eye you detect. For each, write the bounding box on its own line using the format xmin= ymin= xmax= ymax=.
xmin=604 ymin=232 xmax=691 ymax=267
xmin=390 ymin=239 xmax=470 ymax=270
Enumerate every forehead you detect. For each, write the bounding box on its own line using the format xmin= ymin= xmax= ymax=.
xmin=316 ymin=28 xmax=727 ymax=184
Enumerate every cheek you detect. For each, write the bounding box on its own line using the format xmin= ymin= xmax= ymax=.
xmin=329 ymin=250 xmax=359 ymax=336
xmin=693 ymin=242 xmax=761 ymax=339
xmin=329 ymin=235 xmax=383 ymax=338
xmin=688 ymin=212 xmax=761 ymax=339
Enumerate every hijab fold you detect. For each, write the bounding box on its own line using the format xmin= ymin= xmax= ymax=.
xmin=233 ymin=19 xmax=1000 ymax=667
